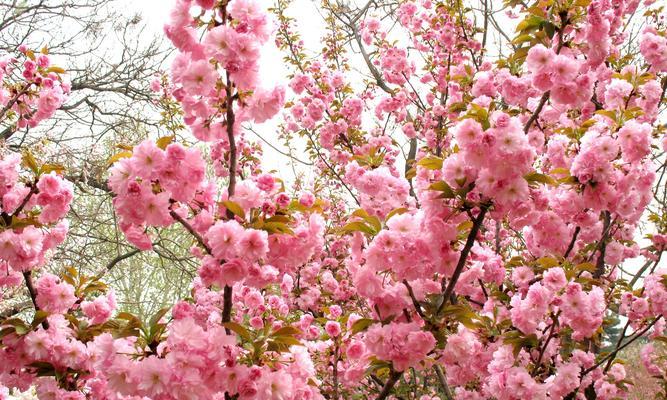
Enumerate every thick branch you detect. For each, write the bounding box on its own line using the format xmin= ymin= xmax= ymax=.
xmin=222 ymin=70 xmax=237 ymax=325
xmin=406 ymin=138 xmax=417 ymax=199
xmin=603 ymin=319 xmax=631 ymax=373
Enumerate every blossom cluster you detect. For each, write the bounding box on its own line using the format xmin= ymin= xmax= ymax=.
xmin=0 ymin=46 xmax=68 ymax=130
xmin=1 ymin=0 xmax=667 ymax=399
xmin=0 ymin=155 xmax=71 ymax=276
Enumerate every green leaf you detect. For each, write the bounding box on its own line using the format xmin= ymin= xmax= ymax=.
xmin=364 ymin=358 xmax=392 ymax=376
xmin=14 ymin=324 xmax=30 ymax=335
xmin=155 ymin=135 xmax=175 ymax=150
xmin=27 ymin=361 xmax=56 ymax=377
xmin=149 ymin=307 xmax=170 ymax=328
xmin=536 ymin=256 xmax=559 ymax=268
xmin=385 ymin=207 xmax=408 ymax=222
xmin=339 ymin=221 xmax=376 ymax=236
xmin=367 ymin=216 xmax=382 ymax=232
xmin=575 ymin=262 xmax=596 ymax=273
xmin=595 ymin=110 xmax=617 ymax=123
xmin=265 ymin=214 xmax=291 ymax=223
xmin=637 ymin=72 xmax=655 ymax=85
xmin=352 ymin=209 xmax=369 ymax=218
xmin=417 ymin=156 xmax=443 ymax=170
xmin=114 ymin=312 xmax=142 ymax=338
xmin=82 ymin=281 xmax=108 ymax=296
xmin=351 ymin=318 xmax=375 ymax=335
xmin=222 ymin=200 xmax=246 ymax=219
xmin=31 ymin=310 xmax=49 ymax=328
xmin=524 ymin=172 xmax=556 ymax=186
xmin=271 ymin=335 xmax=303 ymax=346
xmin=117 ymin=143 xmax=134 ymax=151
xmin=0 ymin=327 xmax=16 ymax=339
xmin=457 ymin=220 xmax=473 ymax=232
xmin=623 ymin=107 xmax=644 ymax=120
xmin=262 ymin=221 xmax=295 ymax=235
xmin=45 ymin=66 xmax=65 ymax=74
xmin=448 ymin=102 xmax=467 ymax=113
xmin=10 ymin=216 xmax=41 ymax=229
xmin=549 ymin=168 xmax=570 ymax=176
xmin=515 ymin=15 xmax=545 ymax=33
xmin=464 ymin=103 xmax=490 ymax=129
xmin=116 ymin=312 xmax=140 ymax=322
xmin=543 ymin=21 xmax=556 ymax=39
xmin=40 ymin=163 xmax=65 ymax=175
xmin=352 ymin=209 xmax=382 ymax=232
xmin=503 ymin=330 xmax=538 ymax=357
xmin=223 ymin=322 xmax=252 ymax=341
xmin=428 ymin=181 xmax=456 ymax=198
xmin=512 ymin=33 xmax=534 ymax=45
xmin=22 ymin=151 xmax=39 ymax=174
xmin=511 ymin=46 xmax=530 ymax=64
xmin=107 ymin=151 xmax=133 ymax=166
xmin=271 ymin=326 xmax=302 ymax=337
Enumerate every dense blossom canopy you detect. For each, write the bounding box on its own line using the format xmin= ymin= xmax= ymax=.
xmin=1 ymin=0 xmax=667 ymax=399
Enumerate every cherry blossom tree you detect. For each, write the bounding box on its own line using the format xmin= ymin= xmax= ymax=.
xmin=0 ymin=0 xmax=192 ymax=323
xmin=1 ymin=0 xmax=667 ymax=399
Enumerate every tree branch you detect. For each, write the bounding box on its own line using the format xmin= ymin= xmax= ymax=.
xmin=580 ymin=316 xmax=662 ymax=378
xmin=434 ymin=365 xmax=454 ymax=400
xmin=94 ymin=248 xmax=142 ymax=280
xmin=169 ymin=210 xmax=211 ymax=255
xmin=23 ymin=271 xmax=48 ymax=329
xmin=438 ymin=204 xmax=489 ymax=315
xmin=563 ymin=226 xmax=580 ymax=259
xmin=375 ymin=369 xmax=402 ymax=400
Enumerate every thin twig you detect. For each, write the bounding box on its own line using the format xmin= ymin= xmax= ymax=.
xmin=563 ymin=226 xmax=580 ymax=259
xmin=434 ymin=365 xmax=454 ymax=400
xmin=403 ymin=279 xmax=426 ymax=319
xmin=169 ymin=210 xmax=211 ymax=254
xmin=23 ymin=271 xmax=48 ymax=329
xmin=438 ymin=204 xmax=489 ymax=315
xmin=580 ymin=316 xmax=662 ymax=378
xmin=375 ymin=369 xmax=402 ymax=400
xmin=95 ymin=249 xmax=142 ymax=280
